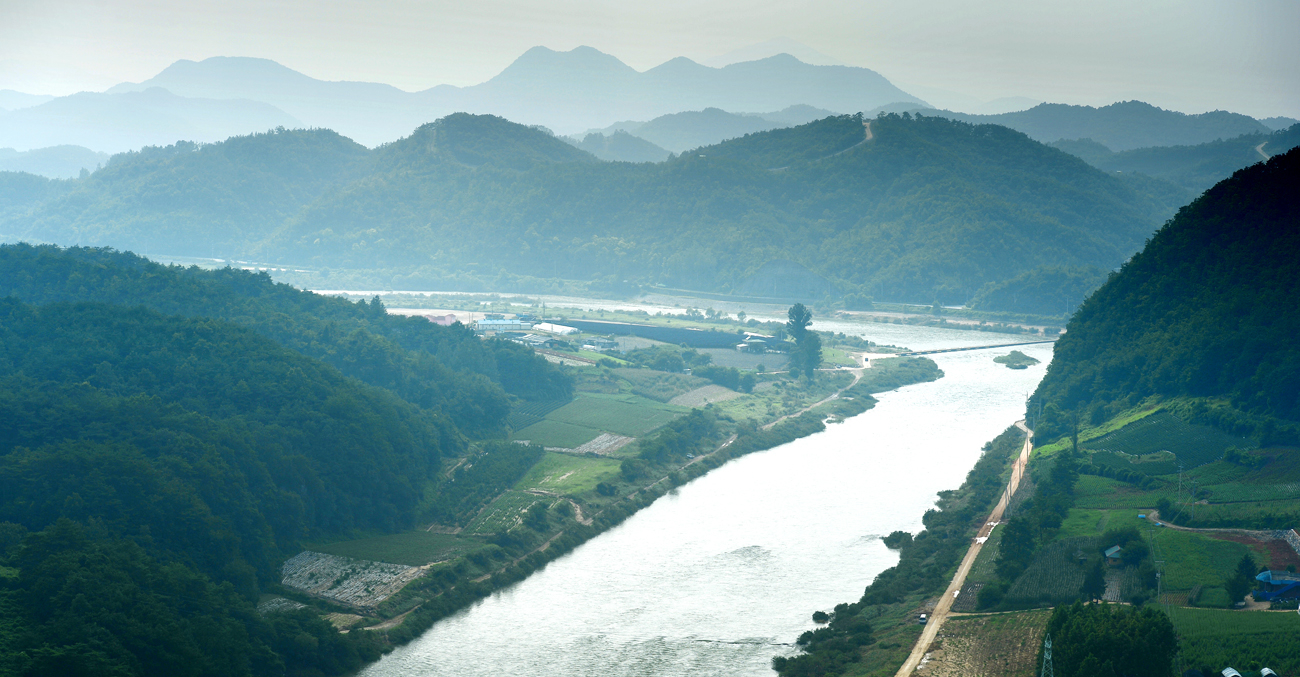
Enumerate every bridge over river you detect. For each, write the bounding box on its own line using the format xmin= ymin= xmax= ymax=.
xmin=895 ymin=338 xmax=1056 ymax=356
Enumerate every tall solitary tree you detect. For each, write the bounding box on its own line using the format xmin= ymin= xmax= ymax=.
xmin=786 ymin=304 xmax=822 ymax=380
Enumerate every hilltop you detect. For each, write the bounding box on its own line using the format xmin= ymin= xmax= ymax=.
xmin=9 ymin=49 xmax=923 ymax=150
xmin=921 ymin=101 xmax=1272 ymax=152
xmin=1 ymin=112 xmax=1189 ymax=312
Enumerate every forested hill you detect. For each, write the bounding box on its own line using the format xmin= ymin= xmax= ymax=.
xmin=284 ymin=112 xmax=1183 ymax=304
xmin=4 ymin=127 xmax=372 ymax=257
xmin=0 ymin=298 xmax=446 ymax=675
xmin=4 ymin=113 xmax=1186 ymax=308
xmin=1031 ymin=147 xmax=1300 ymax=443
xmin=0 ymin=244 xmax=572 ymax=435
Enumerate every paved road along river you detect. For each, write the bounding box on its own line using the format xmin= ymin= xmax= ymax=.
xmin=361 ymin=325 xmax=1055 ymax=677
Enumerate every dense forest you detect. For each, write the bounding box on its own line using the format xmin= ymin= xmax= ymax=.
xmin=0 ymin=299 xmax=445 ymax=675
xmin=1052 ymin=123 xmax=1300 ymax=194
xmin=0 ymin=244 xmax=571 ymax=434
xmin=1031 ymin=147 xmax=1300 ymax=444
xmin=0 ymin=245 xmax=573 ymax=674
xmin=1 ymin=112 xmax=1188 ymax=309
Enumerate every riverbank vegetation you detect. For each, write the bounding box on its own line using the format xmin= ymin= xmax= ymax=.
xmin=773 ymin=424 xmax=1027 ymax=676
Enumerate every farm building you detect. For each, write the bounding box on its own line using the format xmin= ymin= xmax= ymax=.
xmin=476 ymin=318 xmax=527 ymax=332
xmin=737 ymin=333 xmax=795 ymax=353
xmin=1104 ymin=545 xmax=1124 ymax=565
xmin=1254 ymin=570 xmax=1300 ymax=601
xmin=585 ymin=336 xmax=618 ymax=351
xmin=534 ymin=322 xmax=579 ymax=335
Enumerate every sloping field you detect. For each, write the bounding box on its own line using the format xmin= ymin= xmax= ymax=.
xmin=514 ymin=418 xmax=603 ymax=448
xmin=1168 ymin=607 xmax=1300 ymax=674
xmin=547 ymin=394 xmax=686 ymax=437
xmin=923 ymin=609 xmax=1051 ymax=677
xmin=669 ymin=384 xmax=742 ymax=407
xmin=514 ymin=452 xmax=622 ymax=495
xmin=307 ymin=531 xmax=481 ymax=567
xmin=463 ymin=491 xmax=547 ymax=535
xmin=1083 ymin=411 xmax=1254 ymax=469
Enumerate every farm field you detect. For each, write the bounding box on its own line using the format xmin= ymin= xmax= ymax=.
xmin=514 ymin=452 xmax=621 ymax=496
xmin=1167 ymin=607 xmax=1300 ymax=675
xmin=613 ymin=368 xmax=707 ymax=402
xmin=547 ymin=393 xmax=686 ymax=437
xmin=513 ymin=418 xmax=603 ymax=448
xmin=924 ymin=609 xmax=1052 ymax=677
xmin=306 ymin=531 xmax=484 ymax=567
xmin=1072 ymin=475 xmax=1170 ymax=509
xmin=696 ymin=347 xmax=789 ymax=370
xmin=716 ymin=371 xmax=853 ymax=424
xmin=1150 ymin=528 xmax=1261 ymax=591
xmin=1005 ymin=537 xmax=1090 ymax=606
xmin=1082 ymin=411 xmax=1254 ymax=470
xmin=668 ymin=384 xmax=742 ymax=407
xmin=463 ymin=491 xmax=548 ymax=535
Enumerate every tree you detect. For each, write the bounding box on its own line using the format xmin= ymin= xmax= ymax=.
xmin=785 ymin=304 xmax=821 ymax=380
xmin=1082 ymin=558 xmax=1106 ymax=601
xmin=786 ymin=303 xmax=813 ymax=340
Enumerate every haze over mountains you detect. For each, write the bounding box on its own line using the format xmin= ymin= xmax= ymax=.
xmin=1 ymin=112 xmax=1194 ymax=313
xmin=0 ymin=47 xmax=924 ymax=154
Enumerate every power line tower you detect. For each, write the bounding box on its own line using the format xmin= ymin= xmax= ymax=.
xmin=1040 ymin=634 xmax=1055 ymax=677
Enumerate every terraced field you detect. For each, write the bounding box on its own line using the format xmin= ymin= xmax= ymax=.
xmin=464 ymin=491 xmax=549 ymax=535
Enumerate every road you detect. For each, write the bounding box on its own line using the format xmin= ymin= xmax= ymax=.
xmin=894 ymin=420 xmax=1035 ymax=676
xmin=1256 ymin=142 xmax=1271 ymax=162
xmin=761 ymin=352 xmax=870 ymax=430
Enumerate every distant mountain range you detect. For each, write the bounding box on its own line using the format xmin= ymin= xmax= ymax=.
xmin=1 ymin=113 xmax=1188 ymax=311
xmin=1051 ymin=124 xmax=1300 ymax=194
xmin=0 ymin=48 xmax=925 ymax=152
xmin=0 ymin=88 xmax=299 ymax=154
xmin=0 ymin=145 xmax=110 ymax=179
xmin=914 ymin=101 xmax=1273 ymax=151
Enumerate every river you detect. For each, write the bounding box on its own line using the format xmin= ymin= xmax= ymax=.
xmin=359 ymin=323 xmax=1054 ymax=677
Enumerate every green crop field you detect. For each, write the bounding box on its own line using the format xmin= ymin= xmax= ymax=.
xmin=1058 ymin=508 xmax=1115 ymax=538
xmin=547 ymin=393 xmax=685 ymax=437
xmin=1203 ymin=482 xmax=1300 ymax=504
xmin=507 ymin=398 xmax=572 ymax=431
xmin=513 ymin=418 xmax=603 ymax=448
xmin=306 ymin=531 xmax=482 ymax=567
xmin=514 ymin=452 xmax=621 ymax=496
xmin=613 ymin=368 xmax=707 ymax=403
xmin=1005 ymin=537 xmax=1090 ymax=606
xmin=1148 ymin=528 xmax=1251 ymax=591
xmin=1167 ymin=607 xmax=1300 ymax=674
xmin=1082 ymin=412 xmax=1254 ymax=469
xmin=464 ymin=491 xmax=548 ymax=535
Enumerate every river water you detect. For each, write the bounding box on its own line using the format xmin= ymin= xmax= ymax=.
xmin=360 ymin=323 xmax=1054 ymax=677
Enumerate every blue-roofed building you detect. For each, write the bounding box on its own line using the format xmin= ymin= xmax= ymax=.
xmin=1104 ymin=545 xmax=1123 ymax=565
xmin=1254 ymin=570 xmax=1300 ymax=601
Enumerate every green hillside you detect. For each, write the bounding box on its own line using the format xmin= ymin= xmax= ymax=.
xmin=1032 ymin=147 xmax=1300 ymax=442
xmin=0 ymin=244 xmax=571 ymax=435
xmin=1052 ymin=123 xmax=1300 ymax=194
xmin=267 ymin=112 xmax=1180 ymax=306
xmin=0 ymin=299 xmax=446 ymax=675
xmin=3 ymin=113 xmax=1185 ymax=310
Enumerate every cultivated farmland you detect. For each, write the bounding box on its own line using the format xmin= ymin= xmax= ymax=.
xmin=1167 ymin=607 xmax=1300 ymax=674
xmin=514 ymin=452 xmax=621 ymax=495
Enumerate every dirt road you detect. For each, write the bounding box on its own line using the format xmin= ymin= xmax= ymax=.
xmin=761 ymin=353 xmax=871 ymax=431
xmin=894 ymin=421 xmax=1034 ymax=676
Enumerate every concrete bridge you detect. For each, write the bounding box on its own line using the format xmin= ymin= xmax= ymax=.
xmin=895 ymin=339 xmax=1056 ymax=356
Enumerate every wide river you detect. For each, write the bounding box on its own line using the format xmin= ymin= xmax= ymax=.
xmin=361 ymin=323 xmax=1054 ymax=677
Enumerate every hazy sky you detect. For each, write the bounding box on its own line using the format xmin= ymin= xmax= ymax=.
xmin=2 ymin=0 xmax=1297 ymax=117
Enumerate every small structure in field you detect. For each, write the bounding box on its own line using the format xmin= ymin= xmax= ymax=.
xmin=1104 ymin=545 xmax=1124 ymax=565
